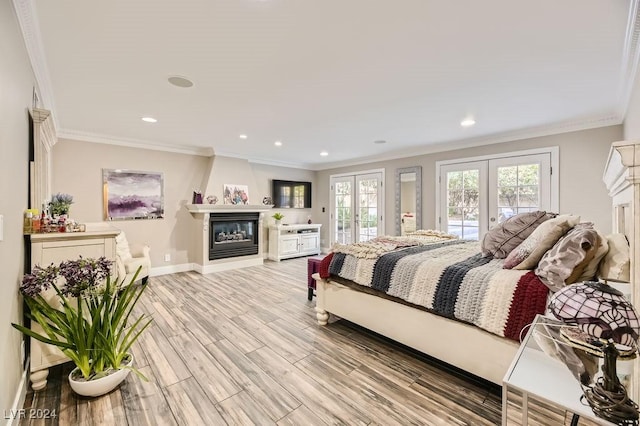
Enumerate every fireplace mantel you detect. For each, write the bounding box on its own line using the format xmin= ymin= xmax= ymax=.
xmin=187 ymin=204 xmax=272 ymax=273
xmin=186 ymin=204 xmax=273 ymax=214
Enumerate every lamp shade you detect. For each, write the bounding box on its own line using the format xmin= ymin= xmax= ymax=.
xmin=549 ymin=281 xmax=640 ymax=348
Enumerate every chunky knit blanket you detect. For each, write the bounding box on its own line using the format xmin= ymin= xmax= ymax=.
xmin=319 ymin=239 xmax=548 ymax=342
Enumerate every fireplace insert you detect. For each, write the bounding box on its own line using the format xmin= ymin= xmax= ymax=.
xmin=209 ymin=212 xmax=259 ymax=260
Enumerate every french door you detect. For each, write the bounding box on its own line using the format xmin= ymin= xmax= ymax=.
xmin=330 ymin=171 xmax=384 ymax=245
xmin=438 ymin=151 xmax=555 ymax=240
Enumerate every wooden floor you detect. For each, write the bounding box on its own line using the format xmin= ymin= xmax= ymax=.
xmin=21 ymin=258 xmax=600 ymax=426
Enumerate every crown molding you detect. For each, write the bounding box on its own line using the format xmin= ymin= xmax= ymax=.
xmin=59 ymin=112 xmax=623 ymax=171
xmin=57 ymin=129 xmax=214 ymax=157
xmin=12 ymin=0 xmax=58 ymax=127
xmin=619 ymin=0 xmax=640 ymax=119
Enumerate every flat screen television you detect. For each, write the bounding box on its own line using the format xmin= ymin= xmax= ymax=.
xmin=272 ymin=179 xmax=312 ymax=208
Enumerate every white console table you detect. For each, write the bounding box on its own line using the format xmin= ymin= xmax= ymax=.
xmin=268 ymin=224 xmax=322 ymax=261
xmin=28 ymin=224 xmax=120 ymax=390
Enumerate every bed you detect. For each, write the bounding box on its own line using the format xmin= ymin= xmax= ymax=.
xmin=313 ymin=141 xmax=640 ymax=389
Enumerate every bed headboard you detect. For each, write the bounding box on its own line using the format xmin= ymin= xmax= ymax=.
xmin=603 ymin=140 xmax=640 ymax=402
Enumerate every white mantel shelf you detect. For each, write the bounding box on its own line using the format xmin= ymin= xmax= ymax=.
xmin=186 ymin=204 xmax=274 ymax=214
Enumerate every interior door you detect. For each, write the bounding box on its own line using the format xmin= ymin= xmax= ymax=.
xmin=330 ymin=171 xmax=384 ymax=245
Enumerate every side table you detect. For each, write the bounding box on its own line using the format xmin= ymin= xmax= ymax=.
xmin=502 ymin=314 xmax=617 ymax=425
xmin=307 ymin=255 xmax=325 ymax=301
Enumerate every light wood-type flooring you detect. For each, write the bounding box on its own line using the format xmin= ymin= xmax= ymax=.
xmin=21 ymin=257 xmax=600 ymax=425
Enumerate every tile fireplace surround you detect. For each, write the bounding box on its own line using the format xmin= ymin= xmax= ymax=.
xmin=186 ymin=204 xmax=273 ymax=274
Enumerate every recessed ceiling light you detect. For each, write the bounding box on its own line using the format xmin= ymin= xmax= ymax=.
xmin=239 ymin=134 xmax=248 ymax=139
xmin=320 ymin=151 xmax=329 ymax=157
xmin=274 ymin=141 xmax=282 ymax=147
xmin=168 ymin=76 xmax=194 ymax=88
xmin=141 ymin=117 xmax=157 ymax=123
xmin=461 ymin=118 xmax=476 ymax=127
xmin=374 ymin=140 xmax=387 ymax=144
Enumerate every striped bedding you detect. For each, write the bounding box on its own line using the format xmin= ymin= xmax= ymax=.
xmin=318 ymin=239 xmax=549 ymax=342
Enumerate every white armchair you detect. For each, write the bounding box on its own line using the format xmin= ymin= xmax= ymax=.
xmin=115 ymin=232 xmax=151 ymax=285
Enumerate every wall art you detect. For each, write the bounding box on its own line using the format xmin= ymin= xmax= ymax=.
xmin=223 ymin=184 xmax=249 ymax=205
xmin=103 ymin=169 xmax=164 ymax=220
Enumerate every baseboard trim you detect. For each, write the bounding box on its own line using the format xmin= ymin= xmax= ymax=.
xmin=149 ymin=263 xmax=193 ymax=277
xmin=6 ymin=365 xmax=28 ymax=426
xmin=199 ymin=257 xmax=263 ymax=274
xmin=150 ymin=258 xmax=269 ymax=277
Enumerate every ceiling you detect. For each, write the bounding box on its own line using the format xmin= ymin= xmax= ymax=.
xmin=16 ymin=0 xmax=639 ymax=169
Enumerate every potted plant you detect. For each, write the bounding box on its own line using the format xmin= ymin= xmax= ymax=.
xmin=272 ymin=212 xmax=284 ymax=226
xmin=12 ymin=257 xmax=152 ymax=397
xmin=49 ymin=192 xmax=74 ymax=216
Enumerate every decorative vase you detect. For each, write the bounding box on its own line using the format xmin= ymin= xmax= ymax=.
xmin=68 ymin=354 xmax=133 ymax=397
xmin=275 ymin=219 xmax=281 ymax=226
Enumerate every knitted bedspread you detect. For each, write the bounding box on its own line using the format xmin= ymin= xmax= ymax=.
xmin=319 ymin=239 xmax=548 ymax=342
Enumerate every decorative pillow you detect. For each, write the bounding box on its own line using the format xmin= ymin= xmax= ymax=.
xmin=598 ymin=233 xmax=630 ymax=282
xmin=115 ymin=232 xmax=132 ymax=260
xmin=480 ymin=211 xmax=553 ymax=259
xmin=535 ymin=223 xmax=599 ymax=292
xmin=576 ymin=231 xmax=608 ymax=282
xmin=507 ymin=214 xmax=581 ymax=270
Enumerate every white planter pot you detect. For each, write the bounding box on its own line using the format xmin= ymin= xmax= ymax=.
xmin=68 ymin=355 xmax=133 ymax=397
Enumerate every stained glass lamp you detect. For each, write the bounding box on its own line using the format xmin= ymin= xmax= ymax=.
xmin=549 ymin=281 xmax=640 ymax=425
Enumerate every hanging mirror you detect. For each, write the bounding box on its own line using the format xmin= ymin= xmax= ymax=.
xmin=395 ymin=166 xmax=422 ymax=236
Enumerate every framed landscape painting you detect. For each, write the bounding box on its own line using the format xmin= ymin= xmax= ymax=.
xmin=103 ymin=169 xmax=164 ymax=220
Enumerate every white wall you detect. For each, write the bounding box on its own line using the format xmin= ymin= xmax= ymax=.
xmin=0 ymin=2 xmax=37 ymax=422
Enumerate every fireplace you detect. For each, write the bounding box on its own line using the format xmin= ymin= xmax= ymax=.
xmin=209 ymin=212 xmax=259 ymax=260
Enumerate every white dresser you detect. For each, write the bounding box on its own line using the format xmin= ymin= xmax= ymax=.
xmin=28 ymin=224 xmax=120 ymax=390
xmin=268 ymin=224 xmax=322 ymax=261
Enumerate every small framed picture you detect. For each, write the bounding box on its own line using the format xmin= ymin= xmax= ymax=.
xmin=223 ymin=184 xmax=249 ymax=205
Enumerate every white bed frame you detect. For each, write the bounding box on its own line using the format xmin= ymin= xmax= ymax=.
xmin=314 ymin=140 xmax=640 ymax=389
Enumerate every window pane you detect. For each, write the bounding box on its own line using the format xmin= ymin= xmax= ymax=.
xmin=518 ymin=164 xmax=539 ymax=185
xmin=448 ymin=171 xmax=463 ymax=190
xmin=498 ymin=186 xmax=517 ymax=207
xmin=463 ymin=188 xmax=479 ymax=208
xmin=497 ymin=166 xmax=517 ymax=186
xmin=518 ymin=186 xmax=539 ymax=207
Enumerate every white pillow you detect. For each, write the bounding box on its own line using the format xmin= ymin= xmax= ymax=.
xmin=115 ymin=232 xmax=132 ymax=260
xmin=598 ymin=233 xmax=630 ymax=282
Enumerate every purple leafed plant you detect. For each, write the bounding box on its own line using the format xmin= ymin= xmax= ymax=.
xmin=20 ymin=257 xmax=112 ymax=298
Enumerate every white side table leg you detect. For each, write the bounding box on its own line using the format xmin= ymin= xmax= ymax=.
xmin=501 ymin=384 xmax=508 ymax=426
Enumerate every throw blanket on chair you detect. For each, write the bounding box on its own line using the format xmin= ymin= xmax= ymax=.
xmin=319 ymin=239 xmax=548 ymax=342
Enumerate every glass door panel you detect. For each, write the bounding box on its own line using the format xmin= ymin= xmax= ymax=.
xmin=489 ymin=154 xmax=550 ymax=227
xmin=356 ymin=174 xmax=381 ymax=242
xmin=439 ymin=161 xmax=487 ymax=241
xmin=331 ymin=177 xmax=353 ymax=244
